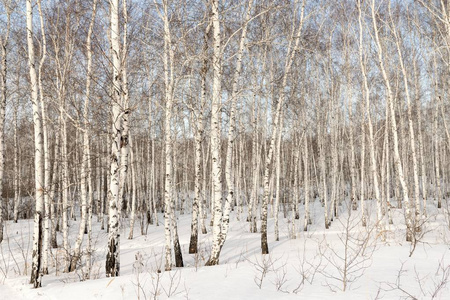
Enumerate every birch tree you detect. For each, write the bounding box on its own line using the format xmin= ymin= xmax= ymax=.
xmin=357 ymin=0 xmax=383 ymax=235
xmin=70 ymin=0 xmax=98 ymax=273
xmin=159 ymin=0 xmax=183 ymax=270
xmin=206 ymin=0 xmax=253 ymax=263
xmin=389 ymin=2 xmax=421 ymax=231
xmin=189 ymin=20 xmax=211 ymax=254
xmin=27 ymin=0 xmax=45 ymax=288
xmin=0 ymin=0 xmax=11 ymax=245
xmin=261 ymin=0 xmax=305 ymax=254
xmin=105 ymin=0 xmax=122 ymax=277
xmin=371 ymin=0 xmax=412 ymax=242
xmin=205 ymin=0 xmax=224 ymax=266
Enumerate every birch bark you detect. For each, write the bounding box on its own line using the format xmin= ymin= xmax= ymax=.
xmin=371 ymin=0 xmax=412 ymax=241
xmin=261 ymin=0 xmax=305 ymax=253
xmin=189 ymin=22 xmax=210 ymax=254
xmin=0 ymin=0 xmax=10 ymax=244
xmin=105 ymin=0 xmax=122 ymax=277
xmin=390 ymin=8 xmax=421 ymax=231
xmin=28 ymin=0 xmax=44 ymax=287
xmin=71 ymin=0 xmax=97 ymax=272
xmin=206 ymin=0 xmax=224 ymax=266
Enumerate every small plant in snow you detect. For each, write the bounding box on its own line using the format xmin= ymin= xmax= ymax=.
xmin=380 ymin=256 xmax=450 ymax=299
xmin=318 ymin=205 xmax=378 ymax=292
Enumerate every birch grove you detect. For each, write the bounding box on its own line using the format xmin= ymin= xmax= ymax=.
xmin=0 ymin=0 xmax=449 ymax=290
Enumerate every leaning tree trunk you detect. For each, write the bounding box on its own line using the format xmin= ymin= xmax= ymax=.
xmin=261 ymin=0 xmax=305 ymax=254
xmin=391 ymin=16 xmax=421 ymax=232
xmin=371 ymin=0 xmax=412 ymax=242
xmin=219 ymin=0 xmax=253 ymax=254
xmin=36 ymin=2 xmax=50 ymax=274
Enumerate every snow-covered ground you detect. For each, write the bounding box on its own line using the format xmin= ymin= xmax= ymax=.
xmin=1 ymin=198 xmax=450 ymax=299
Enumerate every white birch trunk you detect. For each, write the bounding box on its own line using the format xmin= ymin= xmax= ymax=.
xmin=148 ymin=95 xmax=158 ymax=227
xmin=162 ymin=0 xmax=175 ymax=271
xmin=28 ymin=0 xmax=44 ymax=287
xmin=105 ymin=0 xmax=122 ymax=277
xmin=385 ymin=110 xmax=393 ymax=225
xmin=0 ymin=0 xmax=9 ymax=244
xmin=434 ymin=96 xmax=442 ymax=209
xmin=391 ymin=14 xmax=421 ymax=232
xmin=413 ymin=59 xmax=427 ymax=218
xmin=128 ymin=137 xmax=137 ymax=239
xmin=13 ymin=109 xmax=19 ymax=223
xmin=206 ymin=0 xmax=224 ymax=266
xmin=248 ymin=94 xmax=259 ymax=233
xmin=201 ymin=142 xmax=209 ymax=234
xmin=319 ymin=113 xmax=329 ymax=229
xmin=303 ymin=131 xmax=310 ymax=231
xmin=49 ymin=129 xmax=60 ymax=249
xmin=118 ymin=0 xmax=130 ymax=216
xmin=86 ymin=141 xmax=93 ymax=279
xmin=36 ymin=1 xmax=49 ymax=274
xmin=261 ymin=0 xmax=305 ymax=253
xmin=189 ymin=22 xmax=210 ymax=254
xmin=71 ymin=0 xmax=97 ymax=272
xmin=274 ymin=113 xmax=283 ymax=241
xmin=371 ymin=0 xmax=412 ymax=241
xmin=357 ymin=1 xmax=382 ymax=233
xmin=330 ymin=103 xmax=338 ymax=222
xmin=360 ymin=123 xmax=366 ymax=226
xmin=220 ymin=0 xmax=253 ymax=252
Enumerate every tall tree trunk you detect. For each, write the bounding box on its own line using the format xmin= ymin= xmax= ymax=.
xmin=162 ymin=0 xmax=179 ymax=270
xmin=360 ymin=123 xmax=366 ymax=226
xmin=118 ymin=0 xmax=130 ymax=217
xmin=206 ymin=0 xmax=224 ymax=266
xmin=413 ymin=58 xmax=427 ymax=218
xmin=390 ymin=11 xmax=421 ymax=232
xmin=371 ymin=0 xmax=412 ymax=242
xmin=28 ymin=0 xmax=44 ymax=288
xmin=128 ymin=137 xmax=137 ymax=239
xmin=70 ymin=0 xmax=97 ymax=272
xmin=261 ymin=0 xmax=305 ymax=254
xmin=36 ymin=1 xmax=49 ymax=274
xmin=274 ymin=112 xmax=283 ymax=241
xmin=357 ymin=0 xmax=383 ymax=234
xmin=303 ymin=131 xmax=310 ymax=231
xmin=220 ymin=0 xmax=253 ymax=253
xmin=13 ymin=109 xmax=19 ymax=223
xmin=189 ymin=22 xmax=210 ymax=254
xmin=105 ymin=0 xmax=122 ymax=277
xmin=0 ymin=0 xmax=10 ymax=244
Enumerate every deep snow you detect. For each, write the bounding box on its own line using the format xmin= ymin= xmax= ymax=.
xmin=1 ymin=198 xmax=450 ymax=299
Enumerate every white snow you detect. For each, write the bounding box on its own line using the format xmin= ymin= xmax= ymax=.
xmin=1 ymin=198 xmax=450 ymax=299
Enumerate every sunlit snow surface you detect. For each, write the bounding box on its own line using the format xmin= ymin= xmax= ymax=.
xmin=1 ymin=198 xmax=449 ymax=299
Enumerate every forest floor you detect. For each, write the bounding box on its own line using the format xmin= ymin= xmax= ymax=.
xmin=1 ymin=198 xmax=450 ymax=299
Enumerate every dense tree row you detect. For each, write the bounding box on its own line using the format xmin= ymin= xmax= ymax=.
xmin=0 ymin=0 xmax=449 ymax=288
